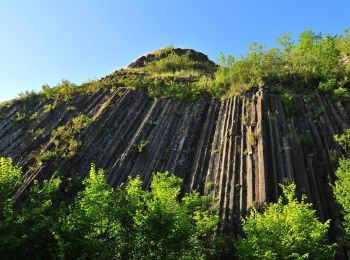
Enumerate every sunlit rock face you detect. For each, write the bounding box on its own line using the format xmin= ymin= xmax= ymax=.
xmin=1 ymin=86 xmax=348 ymax=244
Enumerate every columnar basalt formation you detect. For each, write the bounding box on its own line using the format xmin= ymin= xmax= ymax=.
xmin=0 ymin=87 xmax=349 ymax=241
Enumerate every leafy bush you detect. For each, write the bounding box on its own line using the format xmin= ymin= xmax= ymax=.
xmin=335 ymin=129 xmax=350 ymax=155
xmin=36 ymin=114 xmax=93 ymax=164
xmin=236 ymin=183 xmax=334 ymax=259
xmin=17 ymin=90 xmax=37 ymax=101
xmin=29 ymin=111 xmax=39 ymax=120
xmin=333 ymin=130 xmax=350 ymax=244
xmin=41 ymin=80 xmax=78 ymax=101
xmin=203 ymin=29 xmax=350 ymax=99
xmin=13 ymin=111 xmax=26 ymax=123
xmin=334 ymin=158 xmax=350 ymax=243
xmin=280 ymin=92 xmax=295 ymax=116
xmin=50 ymin=115 xmax=93 ymax=159
xmin=40 ymin=79 xmax=104 ymax=103
xmin=57 ymin=168 xmax=219 ymax=259
xmin=0 ymin=157 xmax=61 ymax=259
xmin=0 ymin=159 xmax=220 ymax=259
xmin=137 ymin=140 xmax=150 ymax=152
xmin=0 ymin=158 xmax=22 ymax=213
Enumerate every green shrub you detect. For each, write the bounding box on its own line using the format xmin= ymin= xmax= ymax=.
xmin=41 ymin=79 xmax=101 ymax=103
xmin=0 ymin=157 xmax=22 ymax=212
xmin=43 ymin=100 xmax=58 ymax=113
xmin=37 ymin=114 xmax=94 ymax=161
xmin=13 ymin=112 xmax=26 ymax=123
xmin=0 ymin=157 xmax=61 ymax=259
xmin=37 ymin=150 xmax=57 ymax=164
xmin=280 ymin=92 xmax=295 ymax=116
xmin=57 ymin=168 xmax=220 ymax=259
xmin=17 ymin=90 xmax=37 ymax=101
xmin=31 ymin=128 xmax=45 ymax=139
xmin=0 ymin=159 xmax=221 ymax=259
xmin=335 ymin=129 xmax=350 ymax=155
xmin=205 ymin=29 xmax=350 ymax=99
xmin=236 ymin=183 xmax=334 ymax=259
xmin=137 ymin=140 xmax=150 ymax=152
xmin=333 ymin=130 xmax=350 ymax=244
xmin=29 ymin=111 xmax=39 ymax=120
xmin=334 ymin=158 xmax=350 ymax=242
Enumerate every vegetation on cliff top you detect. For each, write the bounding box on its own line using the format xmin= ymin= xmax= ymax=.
xmin=3 ymin=28 xmax=349 ymax=106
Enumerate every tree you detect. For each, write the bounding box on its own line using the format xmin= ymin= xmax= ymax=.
xmin=0 ymin=159 xmax=220 ymax=259
xmin=58 ymin=166 xmax=220 ymax=259
xmin=235 ymin=183 xmax=334 ymax=259
xmin=0 ymin=157 xmax=21 ymax=218
xmin=0 ymin=157 xmax=61 ymax=259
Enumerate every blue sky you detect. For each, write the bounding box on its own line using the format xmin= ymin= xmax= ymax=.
xmin=1 ymin=0 xmax=350 ymax=101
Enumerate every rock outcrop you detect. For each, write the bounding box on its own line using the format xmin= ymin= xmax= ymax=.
xmin=0 ymin=86 xmax=348 ymax=251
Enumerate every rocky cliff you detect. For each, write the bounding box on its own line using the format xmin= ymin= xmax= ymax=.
xmin=1 ymin=85 xmax=348 ymax=236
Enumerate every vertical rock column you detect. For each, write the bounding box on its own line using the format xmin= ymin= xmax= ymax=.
xmin=205 ymin=89 xmax=267 ymax=234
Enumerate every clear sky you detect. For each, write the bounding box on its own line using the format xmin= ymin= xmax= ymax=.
xmin=1 ymin=0 xmax=350 ymax=101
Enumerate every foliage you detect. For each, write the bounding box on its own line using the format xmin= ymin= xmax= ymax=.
xmin=333 ymin=130 xmax=350 ymax=244
xmin=50 ymin=114 xmax=93 ymax=159
xmin=333 ymin=158 xmax=350 ymax=243
xmin=235 ymin=183 xmax=334 ymax=259
xmin=41 ymin=80 xmax=79 ymax=101
xmin=40 ymin=79 xmax=106 ymax=104
xmin=280 ymin=92 xmax=295 ymax=116
xmin=205 ymin=29 xmax=350 ymax=99
xmin=36 ymin=114 xmax=93 ymax=164
xmin=17 ymin=90 xmax=37 ymax=101
xmin=43 ymin=101 xmax=58 ymax=113
xmin=0 ymin=158 xmax=22 ymax=217
xmin=0 ymin=157 xmax=61 ymax=259
xmin=335 ymin=129 xmax=350 ymax=155
xmin=57 ymin=168 xmax=219 ymax=259
xmin=116 ymin=29 xmax=350 ymax=101
xmin=153 ymin=45 xmax=176 ymax=56
xmin=13 ymin=111 xmax=26 ymax=123
xmin=29 ymin=111 xmax=39 ymax=120
xmin=0 ymin=159 xmax=220 ymax=259
xmin=137 ymin=140 xmax=150 ymax=152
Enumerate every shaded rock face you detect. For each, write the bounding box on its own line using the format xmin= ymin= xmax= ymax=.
xmin=0 ymin=88 xmax=348 ymax=237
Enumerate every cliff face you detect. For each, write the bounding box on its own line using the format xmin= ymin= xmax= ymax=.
xmin=0 ymin=86 xmax=348 ymax=238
